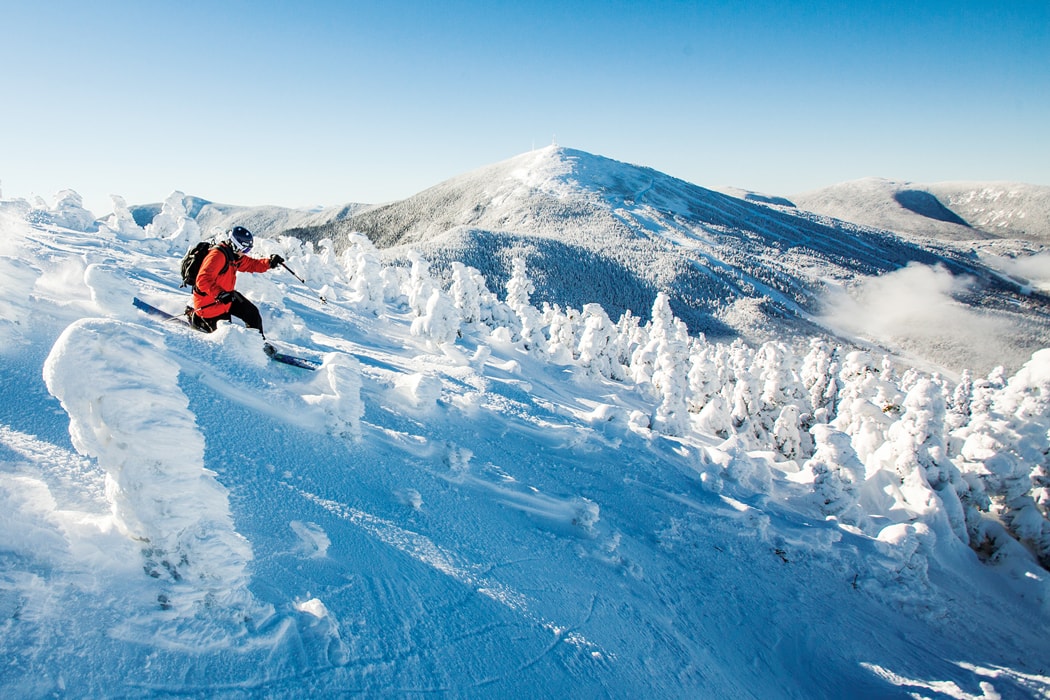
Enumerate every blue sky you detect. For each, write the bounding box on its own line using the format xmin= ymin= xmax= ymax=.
xmin=2 ymin=0 xmax=1048 ymax=214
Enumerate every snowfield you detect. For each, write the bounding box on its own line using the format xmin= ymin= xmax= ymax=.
xmin=1 ymin=183 xmax=1049 ymax=698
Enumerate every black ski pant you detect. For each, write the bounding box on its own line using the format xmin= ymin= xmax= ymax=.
xmin=190 ymin=291 xmax=265 ymax=337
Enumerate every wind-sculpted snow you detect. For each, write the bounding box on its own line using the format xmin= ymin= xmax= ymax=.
xmin=1 ymin=185 xmax=1050 ymax=696
xmin=42 ymin=317 xmax=260 ymax=626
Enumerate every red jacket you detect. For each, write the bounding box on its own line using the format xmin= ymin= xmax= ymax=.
xmin=193 ymin=244 xmax=272 ymax=319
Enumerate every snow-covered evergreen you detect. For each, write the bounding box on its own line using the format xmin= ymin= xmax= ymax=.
xmin=2 ymin=186 xmax=1049 ymax=697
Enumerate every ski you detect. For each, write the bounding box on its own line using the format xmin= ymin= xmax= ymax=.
xmin=133 ymin=296 xmax=188 ymax=323
xmin=132 ymin=297 xmax=320 ymax=371
xmin=263 ymin=343 xmax=322 ymax=370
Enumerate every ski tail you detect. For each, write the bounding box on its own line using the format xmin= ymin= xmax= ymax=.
xmin=133 ymin=297 xmax=187 ymax=323
xmin=264 ymin=342 xmax=322 ymax=370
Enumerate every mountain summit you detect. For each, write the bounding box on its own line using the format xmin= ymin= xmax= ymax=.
xmin=289 ymin=147 xmax=1045 ymax=362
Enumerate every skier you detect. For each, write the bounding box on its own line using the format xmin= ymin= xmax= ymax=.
xmin=188 ymin=226 xmax=284 ymax=337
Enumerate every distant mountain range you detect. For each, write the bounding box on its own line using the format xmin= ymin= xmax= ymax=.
xmin=785 ymin=177 xmax=1050 ymax=245
xmin=284 ymin=148 xmax=1045 ymax=338
xmin=139 ymin=146 xmax=1049 ymax=370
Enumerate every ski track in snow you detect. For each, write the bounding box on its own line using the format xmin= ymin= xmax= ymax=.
xmin=285 ymin=482 xmax=609 ymax=663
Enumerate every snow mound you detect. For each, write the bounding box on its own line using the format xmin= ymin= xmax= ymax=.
xmin=43 ymin=318 xmax=257 ymax=622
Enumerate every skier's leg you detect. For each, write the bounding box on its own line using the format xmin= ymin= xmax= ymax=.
xmin=187 ymin=309 xmax=222 ymax=333
xmin=228 ymin=291 xmax=265 ymax=337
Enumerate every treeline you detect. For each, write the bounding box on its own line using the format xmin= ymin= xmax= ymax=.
xmin=324 ymin=235 xmax=1050 ymax=572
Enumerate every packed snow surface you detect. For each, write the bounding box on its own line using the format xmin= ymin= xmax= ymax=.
xmin=1 ymin=190 xmax=1049 ymax=698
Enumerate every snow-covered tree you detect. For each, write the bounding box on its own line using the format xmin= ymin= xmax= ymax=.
xmin=872 ymin=377 xmax=968 ymax=544
xmin=954 ymin=350 xmax=1050 ymax=567
xmin=773 ymin=404 xmax=802 ymax=462
xmin=697 ymin=394 xmax=733 ymax=440
xmin=505 ymin=257 xmax=545 ymax=355
xmin=545 ymin=304 xmax=579 ymax=363
xmin=636 ymin=294 xmax=691 ymax=436
xmin=946 ymin=369 xmax=974 ymax=433
xmin=577 ymin=303 xmax=620 ymax=380
xmin=48 ymin=189 xmax=97 ymax=232
xmin=145 ymin=191 xmax=201 ymax=253
xmin=449 ymin=262 xmax=483 ymax=326
xmin=411 ymin=288 xmax=460 ymax=347
xmin=800 ymin=339 xmax=840 ymax=424
xmin=687 ymin=341 xmax=722 ymax=414
xmin=753 ymin=341 xmax=802 ymax=442
xmin=804 ymin=424 xmax=866 ymax=528
xmin=343 ymin=233 xmax=386 ymax=315
xmin=831 ymin=351 xmax=899 ymax=465
xmin=611 ymin=309 xmax=643 ymax=375
xmin=405 ymin=250 xmax=436 ymax=317
xmin=98 ymin=195 xmax=146 ymax=240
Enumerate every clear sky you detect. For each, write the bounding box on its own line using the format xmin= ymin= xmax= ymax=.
xmin=2 ymin=0 xmax=1048 ymax=215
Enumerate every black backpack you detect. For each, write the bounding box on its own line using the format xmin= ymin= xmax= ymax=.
xmin=180 ymin=242 xmax=230 ymax=289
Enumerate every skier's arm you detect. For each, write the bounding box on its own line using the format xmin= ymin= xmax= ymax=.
xmin=236 ymin=255 xmax=274 ymax=274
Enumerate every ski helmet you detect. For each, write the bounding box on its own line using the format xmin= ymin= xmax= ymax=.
xmin=228 ymin=226 xmax=254 ymax=254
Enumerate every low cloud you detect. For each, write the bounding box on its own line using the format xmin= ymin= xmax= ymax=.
xmin=980 ymin=251 xmax=1050 ymax=293
xmin=821 ymin=263 xmax=1037 ymax=375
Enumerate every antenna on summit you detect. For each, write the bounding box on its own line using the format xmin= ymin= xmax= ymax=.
xmin=551 ymin=134 xmax=558 ymax=147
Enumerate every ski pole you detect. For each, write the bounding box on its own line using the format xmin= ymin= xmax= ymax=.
xmin=280 ymin=262 xmax=328 ymax=304
xmin=280 ymin=261 xmax=306 ymax=283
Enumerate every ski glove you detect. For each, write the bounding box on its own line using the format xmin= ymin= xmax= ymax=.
xmin=269 ymin=254 xmax=284 ymax=269
xmin=216 ymin=291 xmax=236 ymax=304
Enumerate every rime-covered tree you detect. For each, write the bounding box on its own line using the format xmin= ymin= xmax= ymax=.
xmin=145 ymin=191 xmax=201 ymax=253
xmin=800 ymin=339 xmax=840 ymax=424
xmin=577 ymin=303 xmax=620 ymax=380
xmin=804 ymin=424 xmax=866 ymax=528
xmin=831 ymin=351 xmax=900 ymax=465
xmin=697 ymin=394 xmax=733 ymax=440
xmin=652 ymin=315 xmax=691 ymax=436
xmin=540 ymin=304 xmax=572 ymax=363
xmin=505 ymin=257 xmax=545 ymax=355
xmin=752 ymin=341 xmax=803 ymax=442
xmin=958 ymin=350 xmax=1050 ymax=567
xmin=613 ymin=309 xmax=642 ymax=373
xmin=411 ymin=288 xmax=460 ymax=348
xmin=687 ymin=341 xmax=721 ymax=414
xmin=343 ymin=233 xmax=386 ymax=315
xmin=449 ymin=262 xmax=484 ymax=326
xmin=630 ymin=293 xmax=690 ymax=435
xmin=946 ymin=369 xmax=974 ymax=433
xmin=887 ymin=378 xmax=968 ymax=543
xmin=405 ymin=250 xmax=436 ymax=317
xmin=99 ymin=195 xmax=147 ymax=240
xmin=773 ymin=404 xmax=802 ymax=462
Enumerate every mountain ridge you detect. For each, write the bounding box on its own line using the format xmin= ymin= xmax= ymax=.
xmin=281 ymin=147 xmax=1048 ymax=369
xmin=790 ymin=177 xmax=1050 ymax=245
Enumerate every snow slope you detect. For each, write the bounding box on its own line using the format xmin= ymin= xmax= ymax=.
xmin=2 ymin=193 xmax=1050 ymax=698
